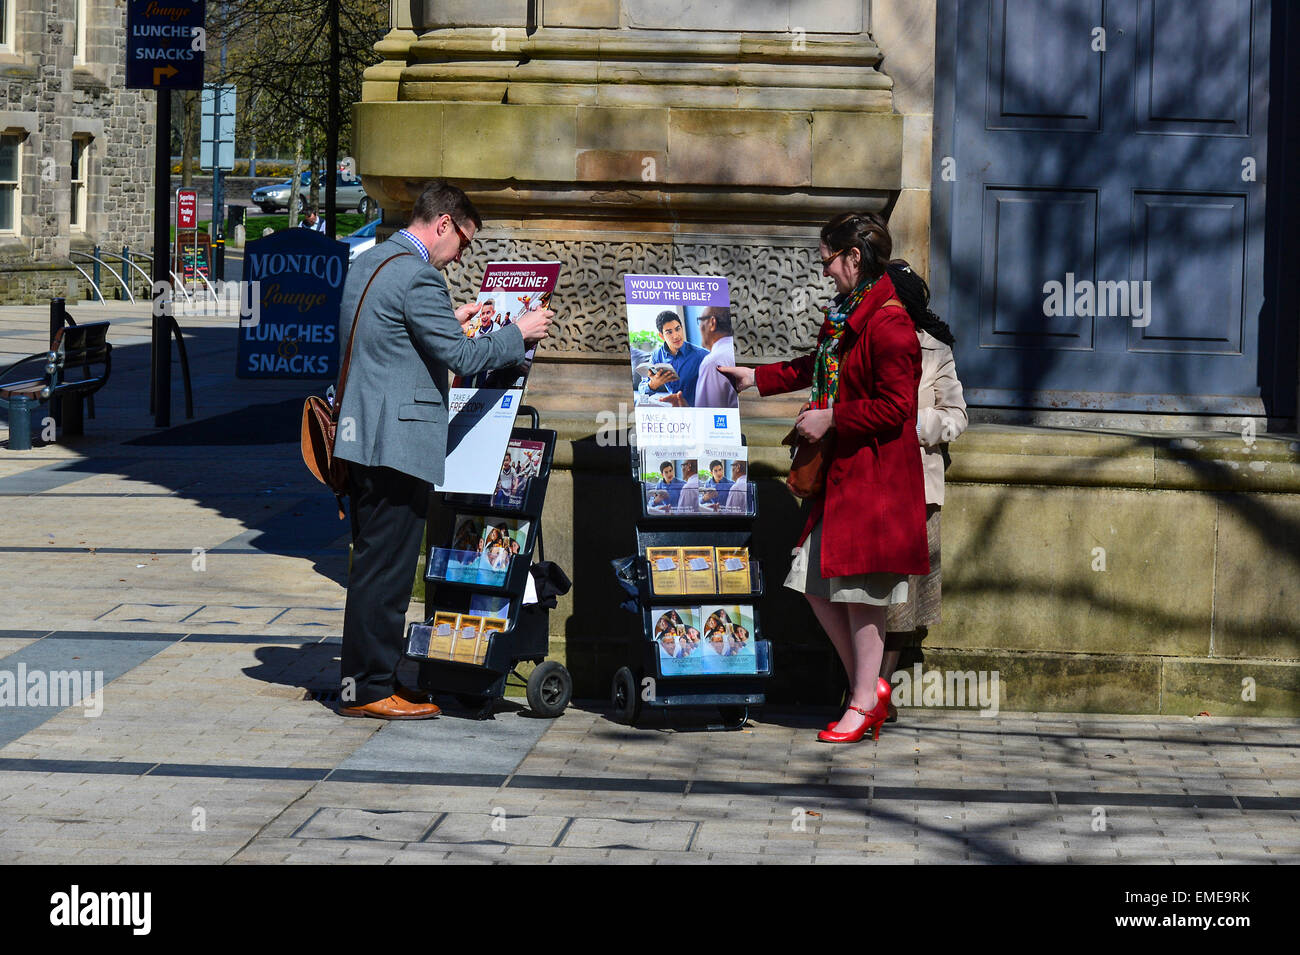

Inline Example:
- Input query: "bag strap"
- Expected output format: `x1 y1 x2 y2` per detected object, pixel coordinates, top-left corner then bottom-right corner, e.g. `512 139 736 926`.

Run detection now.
332 251 413 420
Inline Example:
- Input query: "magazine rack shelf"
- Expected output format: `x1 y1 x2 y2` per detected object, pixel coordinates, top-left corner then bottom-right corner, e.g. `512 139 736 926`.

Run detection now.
612 444 774 730
406 407 571 720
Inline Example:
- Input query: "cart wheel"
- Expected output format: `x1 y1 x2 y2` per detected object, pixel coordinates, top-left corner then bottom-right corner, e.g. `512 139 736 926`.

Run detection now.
611 666 641 726
718 705 749 729
526 661 571 718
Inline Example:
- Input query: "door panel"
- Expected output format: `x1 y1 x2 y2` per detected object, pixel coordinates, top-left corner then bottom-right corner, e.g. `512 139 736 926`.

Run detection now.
941 0 1272 413
988 0 1105 129
1131 192 1247 352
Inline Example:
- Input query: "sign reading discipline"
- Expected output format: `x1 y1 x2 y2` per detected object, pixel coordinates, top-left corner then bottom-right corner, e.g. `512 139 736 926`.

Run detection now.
125 0 207 90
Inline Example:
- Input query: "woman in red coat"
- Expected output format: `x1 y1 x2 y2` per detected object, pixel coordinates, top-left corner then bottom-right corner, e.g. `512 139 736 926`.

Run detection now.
721 212 929 743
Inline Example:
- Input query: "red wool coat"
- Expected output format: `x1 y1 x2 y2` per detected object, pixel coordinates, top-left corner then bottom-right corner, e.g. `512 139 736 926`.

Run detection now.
755 273 930 578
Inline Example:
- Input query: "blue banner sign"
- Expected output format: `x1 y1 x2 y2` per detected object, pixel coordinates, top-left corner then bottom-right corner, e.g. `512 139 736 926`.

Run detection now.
126 0 206 90
238 229 349 379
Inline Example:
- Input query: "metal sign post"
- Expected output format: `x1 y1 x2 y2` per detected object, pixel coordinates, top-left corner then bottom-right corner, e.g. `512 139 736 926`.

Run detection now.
201 84 236 281
126 0 205 428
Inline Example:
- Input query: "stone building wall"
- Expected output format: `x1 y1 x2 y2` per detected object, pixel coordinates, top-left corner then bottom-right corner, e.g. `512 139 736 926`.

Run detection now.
358 0 935 407
0 0 156 304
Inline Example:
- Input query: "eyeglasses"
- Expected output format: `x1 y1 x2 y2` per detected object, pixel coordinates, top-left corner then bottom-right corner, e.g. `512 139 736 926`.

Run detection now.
448 216 472 254
817 249 845 272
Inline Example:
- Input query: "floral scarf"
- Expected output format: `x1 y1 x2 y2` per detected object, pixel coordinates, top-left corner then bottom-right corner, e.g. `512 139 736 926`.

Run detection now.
809 274 877 410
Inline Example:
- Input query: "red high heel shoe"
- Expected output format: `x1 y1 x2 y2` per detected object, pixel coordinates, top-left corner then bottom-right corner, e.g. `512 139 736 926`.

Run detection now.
820 678 892 742
826 678 893 731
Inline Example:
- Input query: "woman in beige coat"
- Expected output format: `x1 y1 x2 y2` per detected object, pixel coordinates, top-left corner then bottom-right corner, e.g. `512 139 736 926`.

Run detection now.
880 260 967 717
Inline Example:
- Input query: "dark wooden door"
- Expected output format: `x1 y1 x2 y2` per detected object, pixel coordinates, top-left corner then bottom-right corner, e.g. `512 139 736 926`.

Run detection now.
934 0 1276 415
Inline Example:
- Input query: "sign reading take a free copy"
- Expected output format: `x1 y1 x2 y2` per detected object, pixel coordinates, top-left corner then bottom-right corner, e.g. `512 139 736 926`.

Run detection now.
125 0 207 90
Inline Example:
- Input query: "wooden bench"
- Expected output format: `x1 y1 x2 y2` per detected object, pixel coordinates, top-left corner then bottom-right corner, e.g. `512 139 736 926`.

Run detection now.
0 321 112 448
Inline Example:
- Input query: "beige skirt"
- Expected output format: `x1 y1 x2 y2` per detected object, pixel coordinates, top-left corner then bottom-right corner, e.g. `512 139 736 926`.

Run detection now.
885 504 943 633
784 519 909 605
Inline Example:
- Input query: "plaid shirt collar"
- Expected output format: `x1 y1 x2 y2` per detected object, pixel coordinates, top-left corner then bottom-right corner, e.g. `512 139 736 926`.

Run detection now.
396 229 429 263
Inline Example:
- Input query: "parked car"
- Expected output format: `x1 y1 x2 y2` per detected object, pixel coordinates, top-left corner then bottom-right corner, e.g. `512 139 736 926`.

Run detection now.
251 171 377 218
342 218 379 262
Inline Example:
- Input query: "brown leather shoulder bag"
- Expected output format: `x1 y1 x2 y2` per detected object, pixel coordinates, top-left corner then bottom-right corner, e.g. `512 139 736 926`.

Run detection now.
301 251 411 517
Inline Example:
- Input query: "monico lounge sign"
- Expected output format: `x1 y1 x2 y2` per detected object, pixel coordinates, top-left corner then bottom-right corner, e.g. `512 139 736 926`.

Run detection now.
238 230 349 379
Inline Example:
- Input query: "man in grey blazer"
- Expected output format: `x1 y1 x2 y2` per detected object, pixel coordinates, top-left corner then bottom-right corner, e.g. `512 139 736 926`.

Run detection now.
334 180 552 719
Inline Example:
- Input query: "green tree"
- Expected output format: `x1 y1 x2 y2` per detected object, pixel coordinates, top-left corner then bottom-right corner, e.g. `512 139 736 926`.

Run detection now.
208 0 386 225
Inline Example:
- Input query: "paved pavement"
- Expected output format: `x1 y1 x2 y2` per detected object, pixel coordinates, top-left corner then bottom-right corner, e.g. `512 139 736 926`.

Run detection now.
0 303 1297 864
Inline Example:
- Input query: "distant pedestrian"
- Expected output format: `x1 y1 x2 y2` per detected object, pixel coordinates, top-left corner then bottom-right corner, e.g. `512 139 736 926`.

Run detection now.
300 204 326 233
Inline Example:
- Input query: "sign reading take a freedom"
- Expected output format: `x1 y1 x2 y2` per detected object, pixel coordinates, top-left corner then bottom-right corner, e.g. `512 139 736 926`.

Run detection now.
125 0 207 90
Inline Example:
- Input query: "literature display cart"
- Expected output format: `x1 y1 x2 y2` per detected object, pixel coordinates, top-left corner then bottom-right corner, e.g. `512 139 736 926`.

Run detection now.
611 446 774 730
405 407 571 719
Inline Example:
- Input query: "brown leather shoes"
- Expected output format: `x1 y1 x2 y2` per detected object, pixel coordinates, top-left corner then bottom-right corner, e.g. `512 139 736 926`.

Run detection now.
339 694 441 720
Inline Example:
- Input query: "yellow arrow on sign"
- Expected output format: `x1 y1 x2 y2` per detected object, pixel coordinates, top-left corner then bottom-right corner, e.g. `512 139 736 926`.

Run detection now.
153 65 178 85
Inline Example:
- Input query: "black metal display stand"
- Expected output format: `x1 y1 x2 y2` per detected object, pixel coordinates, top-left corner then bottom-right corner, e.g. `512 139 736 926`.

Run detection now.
611 444 773 730
406 406 571 719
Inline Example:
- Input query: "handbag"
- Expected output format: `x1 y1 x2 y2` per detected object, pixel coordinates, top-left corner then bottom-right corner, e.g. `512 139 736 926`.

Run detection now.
782 297 903 499
783 421 831 499
300 251 411 518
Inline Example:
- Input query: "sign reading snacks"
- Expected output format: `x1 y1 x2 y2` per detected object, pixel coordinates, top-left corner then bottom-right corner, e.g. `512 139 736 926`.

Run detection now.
238 229 348 379
125 0 207 90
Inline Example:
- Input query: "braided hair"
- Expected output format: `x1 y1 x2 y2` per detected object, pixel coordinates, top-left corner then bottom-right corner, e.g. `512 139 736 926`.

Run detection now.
886 259 955 347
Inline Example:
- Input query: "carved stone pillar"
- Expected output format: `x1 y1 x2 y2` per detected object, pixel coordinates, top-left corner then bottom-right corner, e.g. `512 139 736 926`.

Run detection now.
355 1 914 395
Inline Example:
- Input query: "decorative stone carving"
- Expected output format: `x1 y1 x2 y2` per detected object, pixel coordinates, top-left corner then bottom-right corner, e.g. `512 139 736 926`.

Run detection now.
445 236 832 359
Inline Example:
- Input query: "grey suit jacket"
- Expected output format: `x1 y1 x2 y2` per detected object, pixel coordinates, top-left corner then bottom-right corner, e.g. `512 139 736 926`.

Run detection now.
334 233 526 486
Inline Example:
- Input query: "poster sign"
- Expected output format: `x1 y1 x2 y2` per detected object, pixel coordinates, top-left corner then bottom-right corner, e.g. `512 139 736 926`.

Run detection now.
436 388 525 495
175 233 211 285
176 188 198 230
125 0 206 90
238 229 348 379
623 274 739 451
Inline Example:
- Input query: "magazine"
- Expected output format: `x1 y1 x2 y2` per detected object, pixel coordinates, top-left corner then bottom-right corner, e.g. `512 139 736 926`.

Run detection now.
463 517 527 576
698 446 749 514
657 604 757 677
491 438 545 508
455 261 562 390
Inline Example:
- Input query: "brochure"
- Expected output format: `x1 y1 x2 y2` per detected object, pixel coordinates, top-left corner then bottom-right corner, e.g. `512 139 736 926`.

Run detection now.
470 594 512 618
682 546 716 594
479 517 529 571
646 546 684 594
655 604 758 677
651 608 699 663
715 547 751 593
699 446 749 514
456 261 562 391
492 438 545 508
